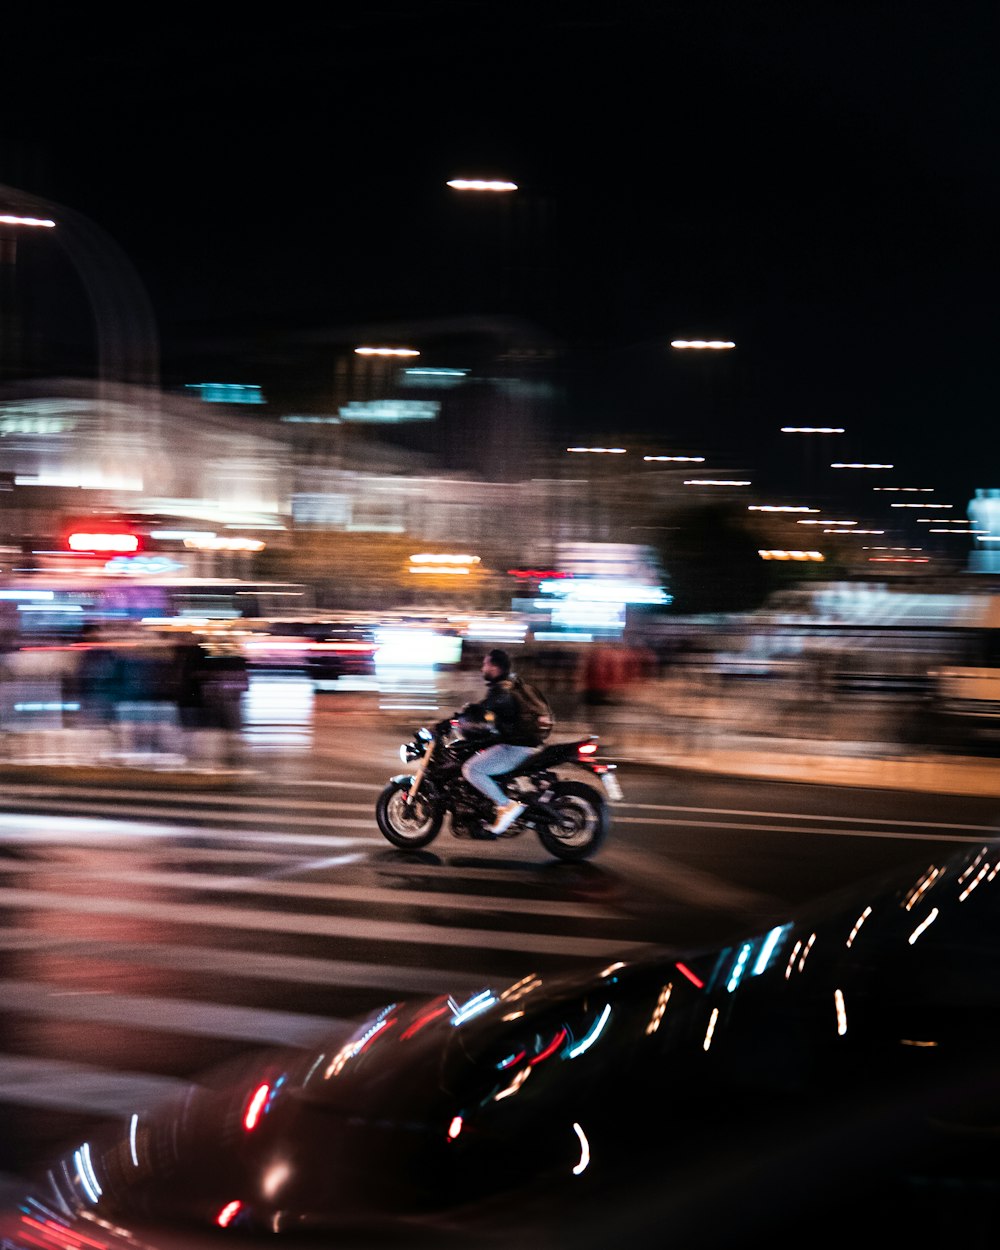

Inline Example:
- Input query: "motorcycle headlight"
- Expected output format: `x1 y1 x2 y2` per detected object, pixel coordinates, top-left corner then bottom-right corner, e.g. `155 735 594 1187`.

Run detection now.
401 742 423 763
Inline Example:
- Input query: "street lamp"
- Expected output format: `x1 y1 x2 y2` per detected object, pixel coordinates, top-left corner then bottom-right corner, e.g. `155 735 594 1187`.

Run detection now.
446 179 518 192
0 214 55 229
566 446 627 454
780 426 844 434
0 212 56 380
445 174 524 315
669 338 736 435
670 339 735 350
1 182 159 389
779 426 845 493
354 347 420 357
683 478 751 486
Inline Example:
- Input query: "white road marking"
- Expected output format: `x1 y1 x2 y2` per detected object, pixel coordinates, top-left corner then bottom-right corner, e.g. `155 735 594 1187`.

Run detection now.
0 886 651 957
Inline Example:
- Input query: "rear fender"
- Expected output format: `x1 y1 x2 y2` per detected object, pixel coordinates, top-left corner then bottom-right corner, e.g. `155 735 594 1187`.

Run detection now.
517 739 599 772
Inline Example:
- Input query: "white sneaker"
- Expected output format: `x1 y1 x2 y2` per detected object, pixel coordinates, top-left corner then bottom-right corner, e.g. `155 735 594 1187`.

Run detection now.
486 800 526 834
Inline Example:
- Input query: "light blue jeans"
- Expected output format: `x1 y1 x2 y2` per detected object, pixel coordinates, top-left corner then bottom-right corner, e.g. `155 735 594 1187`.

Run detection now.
462 742 538 806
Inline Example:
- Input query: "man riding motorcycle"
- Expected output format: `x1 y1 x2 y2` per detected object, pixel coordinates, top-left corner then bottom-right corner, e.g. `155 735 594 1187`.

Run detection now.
452 648 546 835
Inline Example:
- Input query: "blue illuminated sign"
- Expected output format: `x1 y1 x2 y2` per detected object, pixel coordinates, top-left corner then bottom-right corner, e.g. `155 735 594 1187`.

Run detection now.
186 384 265 405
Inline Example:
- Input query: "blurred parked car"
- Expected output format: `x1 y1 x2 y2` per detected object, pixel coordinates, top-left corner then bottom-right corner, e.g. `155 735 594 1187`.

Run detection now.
931 617 1000 752
2 839 999 1248
240 619 378 684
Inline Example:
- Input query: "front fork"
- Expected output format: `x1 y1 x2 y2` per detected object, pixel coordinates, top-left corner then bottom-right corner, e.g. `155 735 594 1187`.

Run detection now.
405 737 436 811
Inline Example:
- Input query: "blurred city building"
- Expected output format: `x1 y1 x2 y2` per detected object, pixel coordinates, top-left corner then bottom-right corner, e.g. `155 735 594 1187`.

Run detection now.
0 370 995 616
0 366 998 765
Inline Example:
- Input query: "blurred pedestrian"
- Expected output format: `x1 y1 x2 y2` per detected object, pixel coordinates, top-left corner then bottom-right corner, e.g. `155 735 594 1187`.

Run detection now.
74 622 120 734
200 641 249 768
113 627 183 764
0 600 20 741
169 630 213 760
580 643 625 737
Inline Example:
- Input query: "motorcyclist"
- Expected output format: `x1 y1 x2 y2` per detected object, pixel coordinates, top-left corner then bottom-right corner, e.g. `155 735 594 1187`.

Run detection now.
450 648 543 835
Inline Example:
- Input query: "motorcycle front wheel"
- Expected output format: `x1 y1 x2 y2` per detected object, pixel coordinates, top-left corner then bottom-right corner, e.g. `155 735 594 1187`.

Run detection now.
536 780 610 862
375 780 444 849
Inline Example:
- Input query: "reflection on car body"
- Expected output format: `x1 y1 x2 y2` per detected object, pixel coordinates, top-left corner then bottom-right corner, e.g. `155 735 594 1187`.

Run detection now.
3 840 1000 1248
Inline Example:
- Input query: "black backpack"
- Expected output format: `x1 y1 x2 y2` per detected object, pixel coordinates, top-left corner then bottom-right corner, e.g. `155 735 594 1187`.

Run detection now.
509 675 555 743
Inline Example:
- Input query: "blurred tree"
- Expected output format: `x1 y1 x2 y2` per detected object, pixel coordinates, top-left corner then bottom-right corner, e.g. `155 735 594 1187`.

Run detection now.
651 500 784 615
254 528 511 612
255 530 415 609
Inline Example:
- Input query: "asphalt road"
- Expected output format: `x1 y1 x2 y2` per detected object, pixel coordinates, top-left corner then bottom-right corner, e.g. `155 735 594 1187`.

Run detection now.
0 704 995 1185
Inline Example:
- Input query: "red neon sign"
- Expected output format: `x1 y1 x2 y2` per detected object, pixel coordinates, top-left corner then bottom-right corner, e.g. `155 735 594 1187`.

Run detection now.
67 531 140 554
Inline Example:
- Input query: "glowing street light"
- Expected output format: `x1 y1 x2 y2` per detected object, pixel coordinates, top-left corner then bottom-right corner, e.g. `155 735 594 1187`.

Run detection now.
748 505 819 513
831 462 893 470
354 346 420 358
684 478 751 486
643 454 705 463
758 550 825 561
2 184 158 387
567 446 627 454
0 214 55 229
0 210 56 380
670 339 735 350
780 426 844 434
447 179 518 192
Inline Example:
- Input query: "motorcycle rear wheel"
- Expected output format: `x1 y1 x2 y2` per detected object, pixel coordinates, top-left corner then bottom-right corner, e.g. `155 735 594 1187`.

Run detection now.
536 780 610 862
376 780 444 849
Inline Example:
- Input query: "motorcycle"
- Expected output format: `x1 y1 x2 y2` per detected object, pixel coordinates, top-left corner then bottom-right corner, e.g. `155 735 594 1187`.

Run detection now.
375 720 623 861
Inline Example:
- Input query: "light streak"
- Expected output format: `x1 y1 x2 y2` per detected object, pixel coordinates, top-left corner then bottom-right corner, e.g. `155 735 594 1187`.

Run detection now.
726 943 753 992
834 988 847 1036
845 906 872 948
567 1005 611 1057
675 961 704 988
74 1144 102 1203
646 983 673 1034
908 907 939 944
449 989 497 1026
703 1006 720 1051
530 1028 568 1065
572 1122 591 1175
216 1200 242 1228
243 1083 270 1131
752 926 789 974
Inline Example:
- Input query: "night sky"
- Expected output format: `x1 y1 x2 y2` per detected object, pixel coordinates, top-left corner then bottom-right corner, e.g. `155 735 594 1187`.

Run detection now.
1 2 997 507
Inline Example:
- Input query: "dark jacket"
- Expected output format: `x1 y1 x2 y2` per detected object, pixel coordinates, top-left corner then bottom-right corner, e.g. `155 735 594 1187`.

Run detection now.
462 673 540 747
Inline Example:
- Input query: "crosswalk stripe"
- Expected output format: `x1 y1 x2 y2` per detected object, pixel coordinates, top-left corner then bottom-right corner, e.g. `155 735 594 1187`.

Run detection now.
0 812 381 845
0 796 374 827
0 835 602 895
0 929 490 997
0 979 346 1048
0 860 629 919
0 784 379 810
0 886 651 957
0 1055 192 1116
